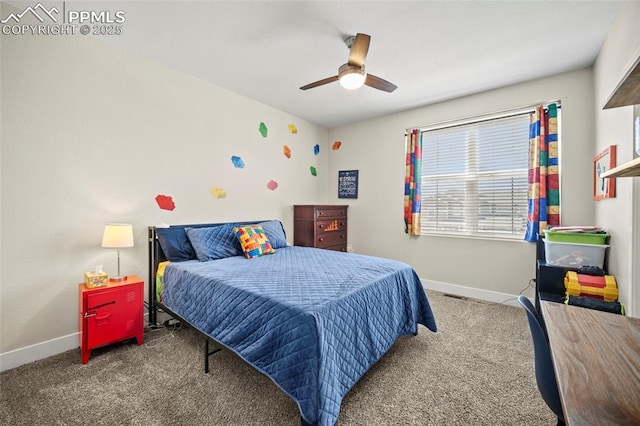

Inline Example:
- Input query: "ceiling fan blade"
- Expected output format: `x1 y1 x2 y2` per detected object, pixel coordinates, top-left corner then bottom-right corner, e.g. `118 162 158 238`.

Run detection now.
299 75 339 90
348 33 370 67
365 73 397 93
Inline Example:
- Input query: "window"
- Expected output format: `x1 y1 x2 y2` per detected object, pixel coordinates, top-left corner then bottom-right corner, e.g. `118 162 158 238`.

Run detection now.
420 107 549 239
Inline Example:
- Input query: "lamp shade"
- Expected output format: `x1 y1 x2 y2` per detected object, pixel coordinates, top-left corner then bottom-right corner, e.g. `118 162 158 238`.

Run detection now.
101 223 134 248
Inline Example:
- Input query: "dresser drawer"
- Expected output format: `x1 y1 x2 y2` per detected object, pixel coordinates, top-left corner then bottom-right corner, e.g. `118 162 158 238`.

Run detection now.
317 231 347 247
316 207 347 219
317 219 346 234
321 243 347 252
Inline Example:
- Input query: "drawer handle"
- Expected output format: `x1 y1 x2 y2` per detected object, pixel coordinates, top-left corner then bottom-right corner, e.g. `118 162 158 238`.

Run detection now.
85 311 112 320
319 238 324 242
95 313 111 321
319 224 324 228
340 235 345 239
88 300 116 310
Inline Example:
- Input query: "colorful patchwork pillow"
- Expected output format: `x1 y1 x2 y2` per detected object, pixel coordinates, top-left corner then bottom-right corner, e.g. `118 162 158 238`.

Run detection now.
234 225 275 259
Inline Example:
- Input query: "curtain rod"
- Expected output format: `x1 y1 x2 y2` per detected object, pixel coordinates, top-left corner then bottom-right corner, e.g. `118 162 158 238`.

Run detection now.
404 100 561 134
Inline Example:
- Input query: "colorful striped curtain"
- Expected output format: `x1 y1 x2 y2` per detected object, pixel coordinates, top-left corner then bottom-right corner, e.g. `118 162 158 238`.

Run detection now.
404 129 422 236
525 103 560 242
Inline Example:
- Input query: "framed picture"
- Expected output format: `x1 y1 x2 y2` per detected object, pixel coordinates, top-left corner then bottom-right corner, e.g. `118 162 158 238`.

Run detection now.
338 170 358 199
593 145 616 200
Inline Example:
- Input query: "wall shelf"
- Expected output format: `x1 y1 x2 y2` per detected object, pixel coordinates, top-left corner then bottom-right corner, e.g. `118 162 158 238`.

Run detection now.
600 157 640 178
604 55 640 109
601 52 640 178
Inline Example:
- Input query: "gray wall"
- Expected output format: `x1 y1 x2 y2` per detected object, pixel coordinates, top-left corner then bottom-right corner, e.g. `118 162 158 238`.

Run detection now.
594 0 640 316
328 69 596 297
1 21 328 354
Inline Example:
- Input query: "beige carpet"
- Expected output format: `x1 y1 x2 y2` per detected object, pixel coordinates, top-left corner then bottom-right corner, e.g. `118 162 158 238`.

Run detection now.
0 290 556 425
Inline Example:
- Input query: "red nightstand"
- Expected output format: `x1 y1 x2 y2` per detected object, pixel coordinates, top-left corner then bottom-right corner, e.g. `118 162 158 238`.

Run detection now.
78 274 144 364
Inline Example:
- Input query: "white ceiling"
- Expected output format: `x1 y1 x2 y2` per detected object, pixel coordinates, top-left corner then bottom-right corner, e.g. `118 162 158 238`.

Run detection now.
88 0 624 128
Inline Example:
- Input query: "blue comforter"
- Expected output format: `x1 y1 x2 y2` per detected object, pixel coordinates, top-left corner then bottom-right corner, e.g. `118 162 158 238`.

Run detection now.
162 246 436 425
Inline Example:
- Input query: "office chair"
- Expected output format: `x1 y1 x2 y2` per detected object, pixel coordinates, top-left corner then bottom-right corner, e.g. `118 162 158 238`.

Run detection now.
518 295 565 425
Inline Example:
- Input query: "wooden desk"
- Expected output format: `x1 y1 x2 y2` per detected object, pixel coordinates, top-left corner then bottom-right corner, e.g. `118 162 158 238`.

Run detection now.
540 301 640 425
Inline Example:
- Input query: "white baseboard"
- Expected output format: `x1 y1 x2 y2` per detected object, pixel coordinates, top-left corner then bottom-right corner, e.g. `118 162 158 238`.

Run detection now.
0 312 155 372
0 332 79 372
422 279 524 307
1 285 520 372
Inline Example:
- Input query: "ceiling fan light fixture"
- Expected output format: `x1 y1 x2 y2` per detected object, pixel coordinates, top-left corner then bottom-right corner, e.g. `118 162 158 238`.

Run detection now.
338 64 366 90
300 34 396 93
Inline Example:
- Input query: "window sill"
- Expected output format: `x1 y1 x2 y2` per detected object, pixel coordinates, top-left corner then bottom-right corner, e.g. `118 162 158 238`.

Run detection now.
422 232 530 243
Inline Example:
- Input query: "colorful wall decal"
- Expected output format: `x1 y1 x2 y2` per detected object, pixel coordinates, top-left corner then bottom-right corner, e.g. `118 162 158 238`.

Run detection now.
288 124 298 134
267 180 278 191
259 122 268 138
231 155 245 168
283 145 291 158
210 186 227 199
313 144 320 155
155 194 175 211
332 141 342 150
310 166 317 176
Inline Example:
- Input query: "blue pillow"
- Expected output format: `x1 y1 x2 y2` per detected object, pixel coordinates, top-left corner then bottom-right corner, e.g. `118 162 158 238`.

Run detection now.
156 227 196 262
258 220 287 249
185 224 242 261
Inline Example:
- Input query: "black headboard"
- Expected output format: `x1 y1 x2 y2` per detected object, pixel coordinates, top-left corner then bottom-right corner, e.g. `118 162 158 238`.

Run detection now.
147 220 269 325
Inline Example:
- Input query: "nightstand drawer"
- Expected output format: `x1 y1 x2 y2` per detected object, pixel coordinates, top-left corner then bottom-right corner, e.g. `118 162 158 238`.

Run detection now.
79 275 144 364
86 287 141 348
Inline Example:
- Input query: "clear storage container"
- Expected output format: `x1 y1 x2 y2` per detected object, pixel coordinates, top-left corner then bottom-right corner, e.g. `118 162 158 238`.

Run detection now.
543 239 608 268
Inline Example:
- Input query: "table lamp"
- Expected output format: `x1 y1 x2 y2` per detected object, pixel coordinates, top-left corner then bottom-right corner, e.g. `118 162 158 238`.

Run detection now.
101 223 134 281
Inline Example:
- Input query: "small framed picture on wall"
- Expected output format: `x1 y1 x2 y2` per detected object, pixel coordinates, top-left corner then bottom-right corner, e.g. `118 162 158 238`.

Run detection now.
338 170 359 199
593 145 616 201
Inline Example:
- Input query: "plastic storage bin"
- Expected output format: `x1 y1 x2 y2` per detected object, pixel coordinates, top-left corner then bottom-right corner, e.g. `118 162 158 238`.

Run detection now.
543 239 608 268
544 230 609 245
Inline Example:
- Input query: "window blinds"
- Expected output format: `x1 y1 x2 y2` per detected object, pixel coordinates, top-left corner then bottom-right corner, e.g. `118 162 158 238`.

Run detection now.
420 112 531 238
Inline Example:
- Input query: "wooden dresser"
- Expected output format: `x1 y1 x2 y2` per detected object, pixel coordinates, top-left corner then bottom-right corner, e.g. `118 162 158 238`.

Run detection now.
294 205 348 252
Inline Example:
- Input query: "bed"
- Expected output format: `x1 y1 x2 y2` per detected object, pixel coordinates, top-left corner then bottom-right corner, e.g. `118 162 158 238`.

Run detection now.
148 220 437 426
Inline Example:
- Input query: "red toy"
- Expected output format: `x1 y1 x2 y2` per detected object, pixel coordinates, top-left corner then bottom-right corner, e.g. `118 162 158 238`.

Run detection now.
564 271 618 302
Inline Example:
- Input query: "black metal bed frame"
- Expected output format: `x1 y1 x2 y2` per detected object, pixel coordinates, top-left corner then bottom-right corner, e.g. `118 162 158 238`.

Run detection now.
147 223 322 425
148 221 308 375
147 221 262 327
148 225 223 372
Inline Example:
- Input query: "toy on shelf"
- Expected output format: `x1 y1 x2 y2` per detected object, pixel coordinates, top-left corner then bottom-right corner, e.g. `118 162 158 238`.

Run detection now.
564 271 618 302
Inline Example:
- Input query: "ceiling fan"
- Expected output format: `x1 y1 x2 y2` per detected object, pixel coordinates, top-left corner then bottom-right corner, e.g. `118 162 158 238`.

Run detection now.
300 33 397 93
